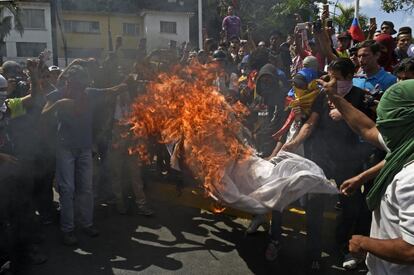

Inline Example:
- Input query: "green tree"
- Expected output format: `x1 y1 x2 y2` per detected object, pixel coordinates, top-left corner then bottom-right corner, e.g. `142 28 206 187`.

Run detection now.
381 0 414 12
333 3 368 33
0 0 23 63
205 0 323 42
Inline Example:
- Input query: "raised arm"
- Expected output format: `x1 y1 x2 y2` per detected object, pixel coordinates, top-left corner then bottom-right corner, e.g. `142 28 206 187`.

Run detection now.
314 27 337 62
281 111 320 152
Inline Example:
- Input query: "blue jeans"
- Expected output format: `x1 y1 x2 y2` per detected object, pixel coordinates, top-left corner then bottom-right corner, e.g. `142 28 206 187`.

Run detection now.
56 147 94 232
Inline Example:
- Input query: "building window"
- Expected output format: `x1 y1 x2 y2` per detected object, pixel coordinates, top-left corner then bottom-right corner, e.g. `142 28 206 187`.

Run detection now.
16 42 47 57
63 20 100 34
66 48 103 58
123 23 139 36
21 9 45 29
160 21 177 34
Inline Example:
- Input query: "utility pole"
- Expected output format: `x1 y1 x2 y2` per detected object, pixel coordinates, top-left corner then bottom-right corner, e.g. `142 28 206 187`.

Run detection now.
50 0 58 65
107 0 113 52
198 0 202 50
55 0 67 66
354 0 360 18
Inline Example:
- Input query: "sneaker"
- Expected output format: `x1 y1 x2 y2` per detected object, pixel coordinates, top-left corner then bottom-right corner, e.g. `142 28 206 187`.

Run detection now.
246 214 269 234
62 231 78 246
342 253 363 270
82 226 99 238
136 203 154 216
265 240 281 261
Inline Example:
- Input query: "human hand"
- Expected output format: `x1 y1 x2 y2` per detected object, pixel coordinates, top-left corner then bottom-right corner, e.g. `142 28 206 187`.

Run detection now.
292 106 303 120
340 175 363 196
0 153 18 166
349 235 367 258
26 58 39 73
329 108 342 121
281 141 298 152
369 23 377 35
317 77 338 97
321 10 329 20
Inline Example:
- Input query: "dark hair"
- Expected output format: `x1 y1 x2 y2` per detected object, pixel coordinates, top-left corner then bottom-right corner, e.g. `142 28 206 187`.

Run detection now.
397 32 411 40
248 47 269 71
328 58 356 78
357 40 381 55
269 30 282 38
394 57 414 74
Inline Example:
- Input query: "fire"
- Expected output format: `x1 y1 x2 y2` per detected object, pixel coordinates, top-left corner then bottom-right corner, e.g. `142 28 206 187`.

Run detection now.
126 63 253 196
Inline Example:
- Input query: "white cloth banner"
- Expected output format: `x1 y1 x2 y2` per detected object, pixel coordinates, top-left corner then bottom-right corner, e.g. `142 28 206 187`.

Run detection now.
210 151 338 214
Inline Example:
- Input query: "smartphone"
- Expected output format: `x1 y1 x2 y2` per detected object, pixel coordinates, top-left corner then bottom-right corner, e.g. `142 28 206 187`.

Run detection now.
323 4 329 15
370 17 376 26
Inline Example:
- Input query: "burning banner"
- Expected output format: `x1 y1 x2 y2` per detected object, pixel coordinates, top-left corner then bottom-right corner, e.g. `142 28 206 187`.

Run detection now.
126 63 338 214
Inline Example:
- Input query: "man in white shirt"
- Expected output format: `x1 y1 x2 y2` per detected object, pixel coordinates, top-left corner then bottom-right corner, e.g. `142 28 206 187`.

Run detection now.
318 78 414 274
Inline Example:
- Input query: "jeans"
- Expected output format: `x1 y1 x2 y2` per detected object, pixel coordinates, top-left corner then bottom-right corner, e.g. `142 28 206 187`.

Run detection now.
56 147 94 233
270 194 325 261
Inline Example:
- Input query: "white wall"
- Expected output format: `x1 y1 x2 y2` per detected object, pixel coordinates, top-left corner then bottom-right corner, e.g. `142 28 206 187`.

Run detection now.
3 1 53 63
143 11 191 52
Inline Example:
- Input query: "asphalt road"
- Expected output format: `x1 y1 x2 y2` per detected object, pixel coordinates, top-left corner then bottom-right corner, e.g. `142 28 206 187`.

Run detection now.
23 177 368 275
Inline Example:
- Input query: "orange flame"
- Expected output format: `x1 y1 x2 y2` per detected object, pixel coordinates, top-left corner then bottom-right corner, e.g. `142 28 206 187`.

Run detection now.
126 63 253 196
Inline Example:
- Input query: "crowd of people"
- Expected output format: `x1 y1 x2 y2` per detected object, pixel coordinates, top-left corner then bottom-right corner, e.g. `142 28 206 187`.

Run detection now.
1 3 414 274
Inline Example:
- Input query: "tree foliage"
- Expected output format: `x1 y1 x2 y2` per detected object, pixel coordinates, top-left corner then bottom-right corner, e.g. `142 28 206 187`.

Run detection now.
333 3 368 33
381 0 414 12
0 1 23 42
0 1 23 62
204 0 325 42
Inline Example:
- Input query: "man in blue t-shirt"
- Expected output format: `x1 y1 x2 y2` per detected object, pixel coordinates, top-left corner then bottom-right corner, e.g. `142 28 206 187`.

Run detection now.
353 40 397 96
43 65 129 245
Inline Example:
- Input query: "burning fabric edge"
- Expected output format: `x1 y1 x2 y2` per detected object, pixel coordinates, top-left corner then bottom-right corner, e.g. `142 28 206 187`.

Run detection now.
126 63 338 214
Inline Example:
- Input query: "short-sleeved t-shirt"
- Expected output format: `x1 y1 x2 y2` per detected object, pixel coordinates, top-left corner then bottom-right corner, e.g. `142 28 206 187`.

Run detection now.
46 88 104 149
353 68 397 94
367 161 414 275
222 15 241 39
305 86 369 177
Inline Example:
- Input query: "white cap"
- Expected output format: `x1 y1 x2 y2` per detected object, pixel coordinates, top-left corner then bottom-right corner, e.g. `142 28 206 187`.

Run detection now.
0 74 8 89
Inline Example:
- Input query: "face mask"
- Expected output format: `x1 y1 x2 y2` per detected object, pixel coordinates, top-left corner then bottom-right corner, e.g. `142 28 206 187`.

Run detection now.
336 80 353 97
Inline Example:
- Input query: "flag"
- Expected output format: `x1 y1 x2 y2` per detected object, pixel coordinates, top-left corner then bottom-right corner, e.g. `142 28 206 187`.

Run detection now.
348 18 365 42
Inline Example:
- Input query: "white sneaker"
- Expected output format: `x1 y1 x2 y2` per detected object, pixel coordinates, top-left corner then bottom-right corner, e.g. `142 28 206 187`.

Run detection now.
342 253 363 270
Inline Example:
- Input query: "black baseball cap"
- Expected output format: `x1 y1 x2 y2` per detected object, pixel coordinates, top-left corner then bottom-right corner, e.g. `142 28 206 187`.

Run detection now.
381 21 397 35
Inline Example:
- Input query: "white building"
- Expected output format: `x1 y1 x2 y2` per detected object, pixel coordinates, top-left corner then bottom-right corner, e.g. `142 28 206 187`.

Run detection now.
141 10 193 52
3 1 53 63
